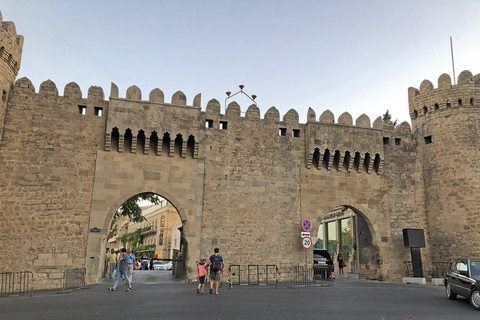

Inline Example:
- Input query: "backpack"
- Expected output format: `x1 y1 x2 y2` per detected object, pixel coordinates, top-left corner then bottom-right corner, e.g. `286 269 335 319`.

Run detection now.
211 255 221 272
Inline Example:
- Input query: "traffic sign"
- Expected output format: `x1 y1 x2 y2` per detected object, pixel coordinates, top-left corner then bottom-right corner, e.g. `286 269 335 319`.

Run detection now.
302 218 312 232
301 232 310 238
302 236 312 249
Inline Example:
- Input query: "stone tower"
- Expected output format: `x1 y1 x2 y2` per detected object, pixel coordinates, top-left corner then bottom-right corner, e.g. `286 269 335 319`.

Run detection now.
0 11 23 142
408 70 480 261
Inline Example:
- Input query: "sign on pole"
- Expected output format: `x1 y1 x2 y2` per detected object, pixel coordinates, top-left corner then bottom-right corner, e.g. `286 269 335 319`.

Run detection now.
302 236 312 249
301 232 310 238
302 218 312 232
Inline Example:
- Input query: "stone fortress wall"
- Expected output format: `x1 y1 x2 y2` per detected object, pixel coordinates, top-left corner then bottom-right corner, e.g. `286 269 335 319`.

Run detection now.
408 71 480 261
0 12 23 142
0 12 478 289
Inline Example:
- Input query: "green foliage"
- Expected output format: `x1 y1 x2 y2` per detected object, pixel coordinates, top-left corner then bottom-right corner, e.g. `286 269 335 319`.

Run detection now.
120 193 161 223
382 110 392 122
120 226 151 248
134 244 156 252
383 110 398 126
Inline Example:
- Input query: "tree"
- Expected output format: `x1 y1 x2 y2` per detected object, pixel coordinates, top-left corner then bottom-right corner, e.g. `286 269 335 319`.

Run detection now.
382 110 392 122
383 110 398 126
119 192 161 223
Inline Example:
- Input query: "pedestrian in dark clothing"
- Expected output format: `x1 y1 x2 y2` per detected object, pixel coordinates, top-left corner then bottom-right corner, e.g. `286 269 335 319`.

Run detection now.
108 248 132 292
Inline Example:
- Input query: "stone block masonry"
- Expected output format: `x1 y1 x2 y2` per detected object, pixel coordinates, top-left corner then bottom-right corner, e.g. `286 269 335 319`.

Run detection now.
1 11 479 289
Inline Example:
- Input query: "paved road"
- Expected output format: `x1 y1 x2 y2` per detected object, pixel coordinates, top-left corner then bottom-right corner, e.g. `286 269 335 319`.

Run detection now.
1 271 479 320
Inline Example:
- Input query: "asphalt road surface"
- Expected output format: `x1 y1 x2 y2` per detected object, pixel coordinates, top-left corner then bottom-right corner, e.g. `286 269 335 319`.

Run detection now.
1 271 479 320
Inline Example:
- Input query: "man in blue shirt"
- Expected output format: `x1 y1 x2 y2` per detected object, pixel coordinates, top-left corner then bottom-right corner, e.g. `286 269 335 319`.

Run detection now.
127 247 136 283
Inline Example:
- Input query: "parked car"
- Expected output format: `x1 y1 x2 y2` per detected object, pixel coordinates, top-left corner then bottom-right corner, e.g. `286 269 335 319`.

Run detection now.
313 248 331 265
444 258 480 310
153 261 165 270
164 261 173 270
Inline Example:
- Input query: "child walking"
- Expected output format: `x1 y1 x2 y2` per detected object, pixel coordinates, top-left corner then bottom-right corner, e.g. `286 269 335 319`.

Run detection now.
197 259 206 294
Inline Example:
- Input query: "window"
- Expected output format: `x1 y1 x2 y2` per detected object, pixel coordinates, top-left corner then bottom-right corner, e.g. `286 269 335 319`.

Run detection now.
353 152 361 171
470 98 474 106
186 135 195 158
434 103 439 111
395 138 401 146
373 154 381 174
343 151 351 171
323 149 331 170
162 133 171 156
312 148 320 169
446 100 451 108
363 153 371 172
456 262 467 272
279 128 287 136
458 99 462 107
2 90 6 102
205 119 213 128
149 131 159 155
340 218 352 254
220 121 228 130
383 137 390 145
424 136 432 144
94 107 103 116
423 106 428 114
78 105 86 115
316 224 324 248
326 221 337 253
292 129 300 138
413 110 418 119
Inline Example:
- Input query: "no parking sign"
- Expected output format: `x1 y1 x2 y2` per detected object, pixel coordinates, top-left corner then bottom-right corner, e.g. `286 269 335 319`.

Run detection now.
302 218 312 232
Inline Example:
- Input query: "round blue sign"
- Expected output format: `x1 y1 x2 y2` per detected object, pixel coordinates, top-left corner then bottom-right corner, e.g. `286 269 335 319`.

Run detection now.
302 218 312 232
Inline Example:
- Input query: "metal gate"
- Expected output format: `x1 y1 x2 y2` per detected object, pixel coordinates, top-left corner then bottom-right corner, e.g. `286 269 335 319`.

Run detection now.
63 268 86 293
291 265 333 288
0 271 34 297
228 264 278 288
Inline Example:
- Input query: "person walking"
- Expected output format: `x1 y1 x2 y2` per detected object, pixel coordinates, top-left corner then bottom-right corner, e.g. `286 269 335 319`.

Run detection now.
197 259 207 294
104 247 110 277
107 248 116 278
127 248 135 283
206 248 224 295
108 248 132 292
337 253 345 277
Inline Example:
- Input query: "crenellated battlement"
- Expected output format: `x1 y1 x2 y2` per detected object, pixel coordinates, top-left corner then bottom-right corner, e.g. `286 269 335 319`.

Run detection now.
408 70 480 125
11 78 413 175
0 11 24 78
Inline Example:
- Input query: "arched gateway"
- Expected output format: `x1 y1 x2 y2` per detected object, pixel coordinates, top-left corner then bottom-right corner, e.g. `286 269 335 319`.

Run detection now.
311 205 381 280
84 150 204 284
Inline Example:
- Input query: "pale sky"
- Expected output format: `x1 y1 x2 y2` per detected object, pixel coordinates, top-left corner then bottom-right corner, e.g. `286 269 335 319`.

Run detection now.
3 1 480 124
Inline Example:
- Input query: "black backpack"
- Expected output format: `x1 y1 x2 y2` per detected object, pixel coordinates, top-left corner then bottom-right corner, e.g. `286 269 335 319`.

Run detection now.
211 255 221 272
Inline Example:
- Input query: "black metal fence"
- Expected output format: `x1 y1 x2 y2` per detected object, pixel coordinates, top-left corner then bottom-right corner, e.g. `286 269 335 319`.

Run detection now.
431 262 451 278
290 265 333 288
403 261 452 278
63 268 86 293
228 264 278 288
0 271 34 297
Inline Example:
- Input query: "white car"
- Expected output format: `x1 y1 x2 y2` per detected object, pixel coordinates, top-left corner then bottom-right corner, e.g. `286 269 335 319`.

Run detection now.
164 262 173 270
153 261 165 270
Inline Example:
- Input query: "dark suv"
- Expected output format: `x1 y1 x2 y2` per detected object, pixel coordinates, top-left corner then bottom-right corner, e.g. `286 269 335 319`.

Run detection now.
313 249 331 265
444 258 480 310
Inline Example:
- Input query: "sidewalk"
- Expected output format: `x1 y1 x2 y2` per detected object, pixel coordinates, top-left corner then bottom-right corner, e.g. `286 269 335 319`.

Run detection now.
1 271 478 320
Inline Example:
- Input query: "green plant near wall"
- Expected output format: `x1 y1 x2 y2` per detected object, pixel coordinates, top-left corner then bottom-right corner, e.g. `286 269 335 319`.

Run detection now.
120 226 151 248
134 244 156 252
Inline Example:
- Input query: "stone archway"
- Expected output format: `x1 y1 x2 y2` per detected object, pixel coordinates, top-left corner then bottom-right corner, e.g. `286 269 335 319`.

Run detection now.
84 188 191 284
83 152 205 285
311 204 382 280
